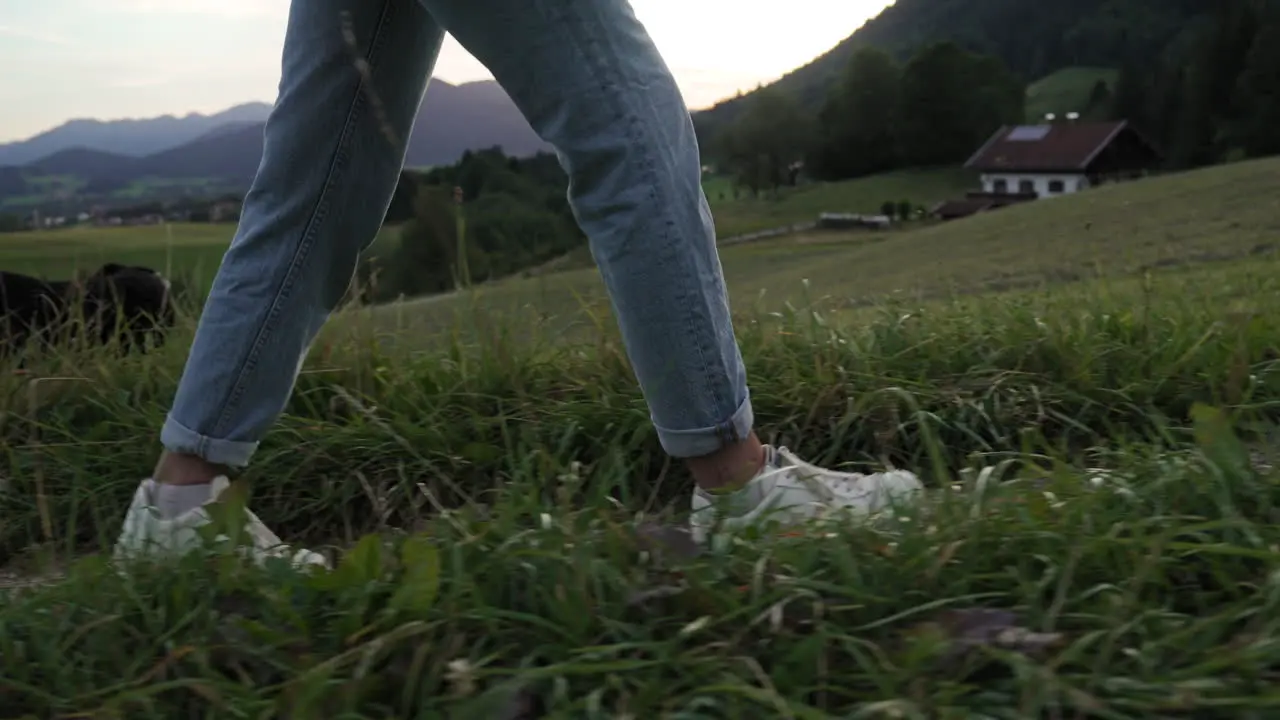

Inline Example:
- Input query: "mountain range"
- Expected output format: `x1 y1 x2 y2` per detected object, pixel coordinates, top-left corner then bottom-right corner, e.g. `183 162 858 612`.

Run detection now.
2 0 1215 213
0 79 551 211
0 103 273 167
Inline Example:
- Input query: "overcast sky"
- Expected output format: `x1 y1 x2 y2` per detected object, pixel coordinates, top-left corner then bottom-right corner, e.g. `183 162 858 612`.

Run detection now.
0 0 894 142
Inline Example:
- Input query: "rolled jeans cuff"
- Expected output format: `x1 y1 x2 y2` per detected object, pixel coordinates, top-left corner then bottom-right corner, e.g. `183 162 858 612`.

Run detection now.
160 414 260 468
653 395 754 459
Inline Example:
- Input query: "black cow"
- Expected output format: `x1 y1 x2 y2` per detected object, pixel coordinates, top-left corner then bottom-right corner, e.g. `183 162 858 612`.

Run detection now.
0 263 176 358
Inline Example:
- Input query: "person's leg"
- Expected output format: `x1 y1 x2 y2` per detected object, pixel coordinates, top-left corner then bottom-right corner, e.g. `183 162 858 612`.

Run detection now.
114 0 446 565
421 0 924 544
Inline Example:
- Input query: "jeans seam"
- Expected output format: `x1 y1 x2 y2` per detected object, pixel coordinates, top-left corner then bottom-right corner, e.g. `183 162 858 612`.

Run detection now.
549 0 726 440
208 1 396 438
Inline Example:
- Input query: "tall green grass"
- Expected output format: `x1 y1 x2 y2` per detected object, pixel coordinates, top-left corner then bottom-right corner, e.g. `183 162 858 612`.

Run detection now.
3 256 1280 716
6 258 1280 554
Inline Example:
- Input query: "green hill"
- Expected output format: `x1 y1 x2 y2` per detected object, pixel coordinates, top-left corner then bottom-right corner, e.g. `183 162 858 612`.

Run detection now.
1024 67 1118 122
467 167 976 280
693 0 1205 140
341 155 1280 347
707 167 974 238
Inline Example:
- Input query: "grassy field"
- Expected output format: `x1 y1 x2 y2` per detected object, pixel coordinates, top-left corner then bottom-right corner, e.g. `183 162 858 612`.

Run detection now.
707 167 974 238
0 222 403 295
0 222 237 282
701 173 738 203
5 156 1280 716
343 155 1280 348
1025 66 1118 122
527 167 976 278
1 166 969 294
0 174 87 209
112 176 224 200
1 175 232 210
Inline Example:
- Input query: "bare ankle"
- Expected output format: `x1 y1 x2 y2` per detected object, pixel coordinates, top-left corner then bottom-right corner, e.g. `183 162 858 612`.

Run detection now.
152 451 228 486
686 432 766 492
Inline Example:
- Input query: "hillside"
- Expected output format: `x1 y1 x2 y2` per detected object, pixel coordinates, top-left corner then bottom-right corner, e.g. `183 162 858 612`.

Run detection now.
351 155 1280 346
693 0 1207 139
404 81 550 171
1 80 550 211
1024 67 1118 122
128 123 269 184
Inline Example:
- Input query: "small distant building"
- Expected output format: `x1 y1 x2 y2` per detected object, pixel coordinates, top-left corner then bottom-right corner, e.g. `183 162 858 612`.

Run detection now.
930 117 1162 222
930 191 1038 221
209 198 242 223
816 212 892 230
30 214 68 229
964 118 1162 199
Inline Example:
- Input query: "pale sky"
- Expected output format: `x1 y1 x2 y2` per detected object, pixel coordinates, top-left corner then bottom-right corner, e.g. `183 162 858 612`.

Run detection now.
0 0 893 143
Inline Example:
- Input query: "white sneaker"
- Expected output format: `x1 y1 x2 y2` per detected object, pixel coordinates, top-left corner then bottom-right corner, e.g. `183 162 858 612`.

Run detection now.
689 446 924 546
112 476 330 570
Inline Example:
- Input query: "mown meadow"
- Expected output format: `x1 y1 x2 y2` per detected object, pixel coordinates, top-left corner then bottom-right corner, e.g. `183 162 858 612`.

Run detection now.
2 157 1280 717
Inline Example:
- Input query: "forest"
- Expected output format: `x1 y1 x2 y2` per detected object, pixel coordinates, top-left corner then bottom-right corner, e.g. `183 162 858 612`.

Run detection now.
708 0 1280 190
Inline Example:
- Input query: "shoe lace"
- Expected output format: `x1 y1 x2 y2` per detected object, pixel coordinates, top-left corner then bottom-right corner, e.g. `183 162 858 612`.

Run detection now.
773 446 876 501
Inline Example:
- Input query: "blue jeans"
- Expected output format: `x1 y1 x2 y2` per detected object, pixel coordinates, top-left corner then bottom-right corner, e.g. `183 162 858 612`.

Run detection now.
161 0 753 465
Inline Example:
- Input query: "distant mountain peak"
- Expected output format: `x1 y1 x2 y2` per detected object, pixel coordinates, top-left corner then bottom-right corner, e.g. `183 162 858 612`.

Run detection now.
0 80 550 210
0 102 277 166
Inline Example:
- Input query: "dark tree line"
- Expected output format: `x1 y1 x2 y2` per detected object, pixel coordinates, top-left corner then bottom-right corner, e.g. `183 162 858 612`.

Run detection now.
1114 0 1280 169
714 87 814 196
817 42 1023 179
694 0 1207 139
715 42 1024 187
713 0 1280 189
356 147 585 301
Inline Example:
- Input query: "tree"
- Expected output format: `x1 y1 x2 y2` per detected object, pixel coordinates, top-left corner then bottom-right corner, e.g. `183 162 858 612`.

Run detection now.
964 54 1027 145
1111 58 1150 127
381 185 461 298
383 170 423 224
896 43 1024 167
356 145 588 302
720 87 812 197
1169 0 1260 167
0 213 24 233
1085 78 1112 117
1232 16 1280 157
807 48 903 180
466 192 575 276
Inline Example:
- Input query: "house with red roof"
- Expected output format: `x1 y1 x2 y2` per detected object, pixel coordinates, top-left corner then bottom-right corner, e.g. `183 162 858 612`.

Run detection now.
931 117 1162 221
965 118 1162 198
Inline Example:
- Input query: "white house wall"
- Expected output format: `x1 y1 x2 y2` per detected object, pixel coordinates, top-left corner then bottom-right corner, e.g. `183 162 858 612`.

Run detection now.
980 173 1090 198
